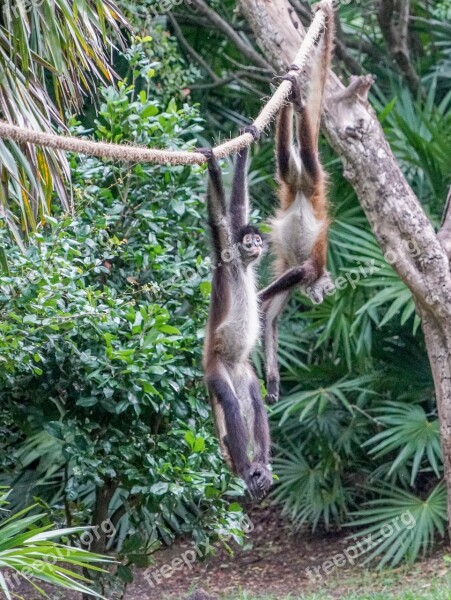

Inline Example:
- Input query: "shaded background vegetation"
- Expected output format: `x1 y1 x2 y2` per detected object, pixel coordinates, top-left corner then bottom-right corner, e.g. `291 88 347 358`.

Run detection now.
0 0 451 596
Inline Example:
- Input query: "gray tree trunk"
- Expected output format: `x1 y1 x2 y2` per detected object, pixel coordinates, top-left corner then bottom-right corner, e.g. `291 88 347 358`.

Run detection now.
240 0 451 530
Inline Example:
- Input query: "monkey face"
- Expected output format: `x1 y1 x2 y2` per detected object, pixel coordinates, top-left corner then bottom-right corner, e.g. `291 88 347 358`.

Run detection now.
238 226 264 265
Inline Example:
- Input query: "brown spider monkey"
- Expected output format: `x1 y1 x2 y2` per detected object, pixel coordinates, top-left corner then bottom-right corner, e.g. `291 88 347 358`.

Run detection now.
259 1 335 404
199 130 272 500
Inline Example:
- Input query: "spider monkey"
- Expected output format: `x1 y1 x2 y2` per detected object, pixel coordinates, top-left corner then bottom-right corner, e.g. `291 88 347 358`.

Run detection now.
259 1 335 404
199 132 272 500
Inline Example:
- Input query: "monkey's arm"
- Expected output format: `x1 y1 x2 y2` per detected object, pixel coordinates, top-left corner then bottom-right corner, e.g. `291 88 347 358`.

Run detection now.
230 146 250 234
229 126 260 235
200 150 230 260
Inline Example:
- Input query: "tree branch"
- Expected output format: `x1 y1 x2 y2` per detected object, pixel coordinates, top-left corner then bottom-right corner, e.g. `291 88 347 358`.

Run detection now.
189 70 265 90
223 54 271 75
168 12 218 82
377 0 420 93
288 0 310 22
189 0 273 72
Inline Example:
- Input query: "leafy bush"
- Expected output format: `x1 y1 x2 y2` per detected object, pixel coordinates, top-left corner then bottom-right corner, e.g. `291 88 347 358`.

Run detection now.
0 40 249 590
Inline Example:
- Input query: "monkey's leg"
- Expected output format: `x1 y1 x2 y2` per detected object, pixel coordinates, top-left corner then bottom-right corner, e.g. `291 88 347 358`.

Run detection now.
259 262 319 303
276 102 300 188
261 291 289 404
247 371 273 499
206 367 259 496
292 81 322 185
260 261 334 306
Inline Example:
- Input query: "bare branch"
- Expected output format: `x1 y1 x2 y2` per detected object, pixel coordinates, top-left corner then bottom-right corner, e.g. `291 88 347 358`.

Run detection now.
189 71 264 90
223 54 271 74
167 12 218 82
377 0 420 93
189 0 273 72
288 0 310 22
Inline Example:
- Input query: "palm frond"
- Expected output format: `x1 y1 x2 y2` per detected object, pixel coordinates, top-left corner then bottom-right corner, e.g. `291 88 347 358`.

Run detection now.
0 0 129 237
0 489 114 598
347 482 447 567
364 401 441 485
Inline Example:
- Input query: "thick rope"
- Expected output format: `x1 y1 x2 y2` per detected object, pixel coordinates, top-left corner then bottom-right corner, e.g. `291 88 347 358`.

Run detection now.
0 5 327 165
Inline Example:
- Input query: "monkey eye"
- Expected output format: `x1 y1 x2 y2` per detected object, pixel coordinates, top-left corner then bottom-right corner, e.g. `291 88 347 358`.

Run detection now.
243 234 253 246
254 236 262 246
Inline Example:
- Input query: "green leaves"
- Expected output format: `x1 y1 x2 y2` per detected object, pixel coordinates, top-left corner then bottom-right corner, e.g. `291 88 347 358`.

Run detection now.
348 482 447 567
364 402 441 485
0 0 129 236
272 375 377 425
0 51 249 585
185 431 206 453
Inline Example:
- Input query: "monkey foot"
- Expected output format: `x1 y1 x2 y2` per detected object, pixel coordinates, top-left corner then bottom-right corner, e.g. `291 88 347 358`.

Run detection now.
241 124 261 141
265 379 280 404
197 147 214 161
246 462 273 501
281 73 305 109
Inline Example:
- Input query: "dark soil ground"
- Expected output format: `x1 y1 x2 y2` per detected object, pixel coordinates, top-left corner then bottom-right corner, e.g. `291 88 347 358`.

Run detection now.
126 503 451 599
9 503 451 599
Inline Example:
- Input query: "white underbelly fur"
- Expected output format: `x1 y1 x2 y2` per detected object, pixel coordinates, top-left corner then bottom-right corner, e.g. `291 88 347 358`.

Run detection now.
271 192 325 266
218 267 259 363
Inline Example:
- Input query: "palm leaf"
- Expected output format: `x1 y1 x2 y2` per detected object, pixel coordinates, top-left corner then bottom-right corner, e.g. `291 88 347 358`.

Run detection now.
347 482 447 567
0 489 114 598
0 0 129 238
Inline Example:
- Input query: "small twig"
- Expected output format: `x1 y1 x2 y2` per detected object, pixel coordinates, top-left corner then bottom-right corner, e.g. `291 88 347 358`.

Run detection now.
173 12 252 33
223 54 272 74
190 71 262 90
